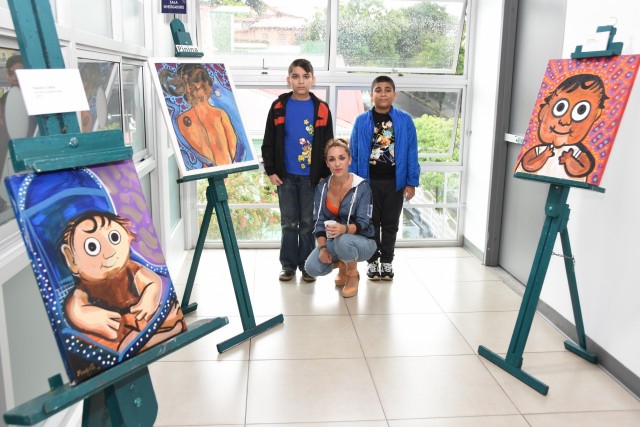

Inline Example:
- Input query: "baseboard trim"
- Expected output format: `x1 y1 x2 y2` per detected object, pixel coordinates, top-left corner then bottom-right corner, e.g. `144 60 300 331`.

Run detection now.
462 237 484 263
486 265 640 399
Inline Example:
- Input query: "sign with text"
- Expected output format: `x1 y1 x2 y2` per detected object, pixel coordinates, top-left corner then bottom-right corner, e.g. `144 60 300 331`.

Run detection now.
15 68 89 116
162 0 186 14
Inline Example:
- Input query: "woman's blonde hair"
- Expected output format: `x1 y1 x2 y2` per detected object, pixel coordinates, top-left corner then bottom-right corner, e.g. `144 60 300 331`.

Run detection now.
324 137 351 160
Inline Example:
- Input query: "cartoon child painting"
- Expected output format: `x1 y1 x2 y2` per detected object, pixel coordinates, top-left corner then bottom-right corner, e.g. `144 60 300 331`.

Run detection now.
4 160 187 382
514 55 640 186
516 74 606 182
60 210 185 353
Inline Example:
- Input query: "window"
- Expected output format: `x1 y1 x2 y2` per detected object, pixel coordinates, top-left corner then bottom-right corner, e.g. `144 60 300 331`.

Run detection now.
198 0 329 69
122 0 145 46
337 87 463 241
78 59 122 133
0 47 32 227
71 0 113 38
336 0 467 73
121 63 147 155
195 0 470 246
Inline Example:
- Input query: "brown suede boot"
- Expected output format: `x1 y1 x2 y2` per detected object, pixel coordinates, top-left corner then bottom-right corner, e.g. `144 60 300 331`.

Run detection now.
342 262 359 298
333 261 347 287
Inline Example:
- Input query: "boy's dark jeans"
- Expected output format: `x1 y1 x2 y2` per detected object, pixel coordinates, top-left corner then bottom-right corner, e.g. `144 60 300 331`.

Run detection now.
368 177 404 264
277 174 316 272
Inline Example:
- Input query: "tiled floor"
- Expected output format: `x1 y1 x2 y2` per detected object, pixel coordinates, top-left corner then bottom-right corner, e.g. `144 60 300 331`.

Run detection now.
149 248 640 426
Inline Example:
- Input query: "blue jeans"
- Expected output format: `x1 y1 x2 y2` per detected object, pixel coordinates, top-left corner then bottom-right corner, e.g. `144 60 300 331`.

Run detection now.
304 234 377 277
277 174 316 271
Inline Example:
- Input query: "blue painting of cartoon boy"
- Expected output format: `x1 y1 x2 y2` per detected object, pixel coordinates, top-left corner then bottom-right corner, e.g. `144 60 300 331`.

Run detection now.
60 210 185 353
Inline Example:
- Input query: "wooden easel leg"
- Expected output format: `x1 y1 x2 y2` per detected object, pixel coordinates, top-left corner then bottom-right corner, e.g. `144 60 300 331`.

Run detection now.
180 178 217 314
479 184 571 395
208 177 284 352
558 221 597 363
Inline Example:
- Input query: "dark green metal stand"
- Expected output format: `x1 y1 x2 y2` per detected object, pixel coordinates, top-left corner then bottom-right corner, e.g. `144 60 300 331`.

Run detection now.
4 318 229 426
478 174 599 395
3 1 231 426
180 171 284 352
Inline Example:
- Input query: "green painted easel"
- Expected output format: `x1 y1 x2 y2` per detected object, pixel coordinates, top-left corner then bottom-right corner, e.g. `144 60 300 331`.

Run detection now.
478 27 626 395
478 174 599 395
179 169 284 353
3 1 228 425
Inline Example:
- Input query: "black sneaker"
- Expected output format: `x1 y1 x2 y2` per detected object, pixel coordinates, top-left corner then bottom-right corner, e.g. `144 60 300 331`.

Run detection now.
367 261 380 280
279 269 295 281
301 269 316 283
380 262 394 281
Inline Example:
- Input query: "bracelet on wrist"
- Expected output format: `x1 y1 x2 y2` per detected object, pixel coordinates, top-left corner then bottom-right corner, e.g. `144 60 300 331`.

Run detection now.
318 245 326 250
344 224 349 234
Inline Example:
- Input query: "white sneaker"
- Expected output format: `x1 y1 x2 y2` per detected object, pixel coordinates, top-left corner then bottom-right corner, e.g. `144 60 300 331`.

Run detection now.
366 261 380 280
380 262 394 281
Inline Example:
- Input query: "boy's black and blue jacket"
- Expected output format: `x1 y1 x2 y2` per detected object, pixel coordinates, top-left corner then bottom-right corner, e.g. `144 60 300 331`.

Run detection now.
349 106 420 191
261 91 334 185
312 173 375 239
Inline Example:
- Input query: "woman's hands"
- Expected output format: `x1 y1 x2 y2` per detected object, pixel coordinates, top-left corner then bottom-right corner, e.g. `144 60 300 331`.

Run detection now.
325 221 348 238
318 246 332 264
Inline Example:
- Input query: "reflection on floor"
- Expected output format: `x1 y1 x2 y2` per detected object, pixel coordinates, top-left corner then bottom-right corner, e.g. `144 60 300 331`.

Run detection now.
149 248 640 427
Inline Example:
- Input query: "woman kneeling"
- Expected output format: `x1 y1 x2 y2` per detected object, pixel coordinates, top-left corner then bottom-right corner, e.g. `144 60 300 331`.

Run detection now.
304 138 376 298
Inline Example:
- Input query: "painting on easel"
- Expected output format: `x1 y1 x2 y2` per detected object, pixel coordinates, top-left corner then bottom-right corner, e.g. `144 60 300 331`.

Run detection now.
149 59 257 178
4 159 186 383
514 55 640 186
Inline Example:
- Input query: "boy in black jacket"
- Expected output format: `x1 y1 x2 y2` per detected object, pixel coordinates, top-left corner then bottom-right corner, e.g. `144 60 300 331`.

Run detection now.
261 58 334 282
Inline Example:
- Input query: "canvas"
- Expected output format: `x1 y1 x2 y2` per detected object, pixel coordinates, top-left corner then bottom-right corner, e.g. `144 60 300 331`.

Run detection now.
149 59 257 178
4 159 186 383
514 54 640 186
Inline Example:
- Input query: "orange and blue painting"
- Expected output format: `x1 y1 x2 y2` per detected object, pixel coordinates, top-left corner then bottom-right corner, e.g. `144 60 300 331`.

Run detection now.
514 55 639 186
4 159 186 383
150 60 257 178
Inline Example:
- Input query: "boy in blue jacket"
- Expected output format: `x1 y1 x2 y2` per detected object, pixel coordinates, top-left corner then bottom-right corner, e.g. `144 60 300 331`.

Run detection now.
349 76 420 281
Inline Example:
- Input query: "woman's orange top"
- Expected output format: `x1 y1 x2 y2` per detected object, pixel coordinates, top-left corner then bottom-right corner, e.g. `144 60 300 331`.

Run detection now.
326 198 339 216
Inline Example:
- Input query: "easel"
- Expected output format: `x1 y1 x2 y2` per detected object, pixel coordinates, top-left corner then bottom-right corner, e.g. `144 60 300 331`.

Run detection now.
178 169 284 353
478 175 600 395
3 1 229 425
478 27 625 394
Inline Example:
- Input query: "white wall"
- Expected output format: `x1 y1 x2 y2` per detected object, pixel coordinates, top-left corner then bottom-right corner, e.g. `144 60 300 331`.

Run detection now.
541 0 640 376
463 0 505 256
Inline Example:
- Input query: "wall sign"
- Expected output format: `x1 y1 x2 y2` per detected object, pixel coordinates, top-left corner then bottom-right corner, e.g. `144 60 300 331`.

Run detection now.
162 0 186 14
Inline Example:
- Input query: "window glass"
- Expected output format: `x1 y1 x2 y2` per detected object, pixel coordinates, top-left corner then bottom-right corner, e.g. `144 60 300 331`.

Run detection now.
337 0 466 73
337 88 462 163
402 171 461 240
0 48 31 225
78 60 122 133
122 63 146 153
198 171 280 241
402 206 458 239
199 0 329 69
122 0 145 46
71 0 112 38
